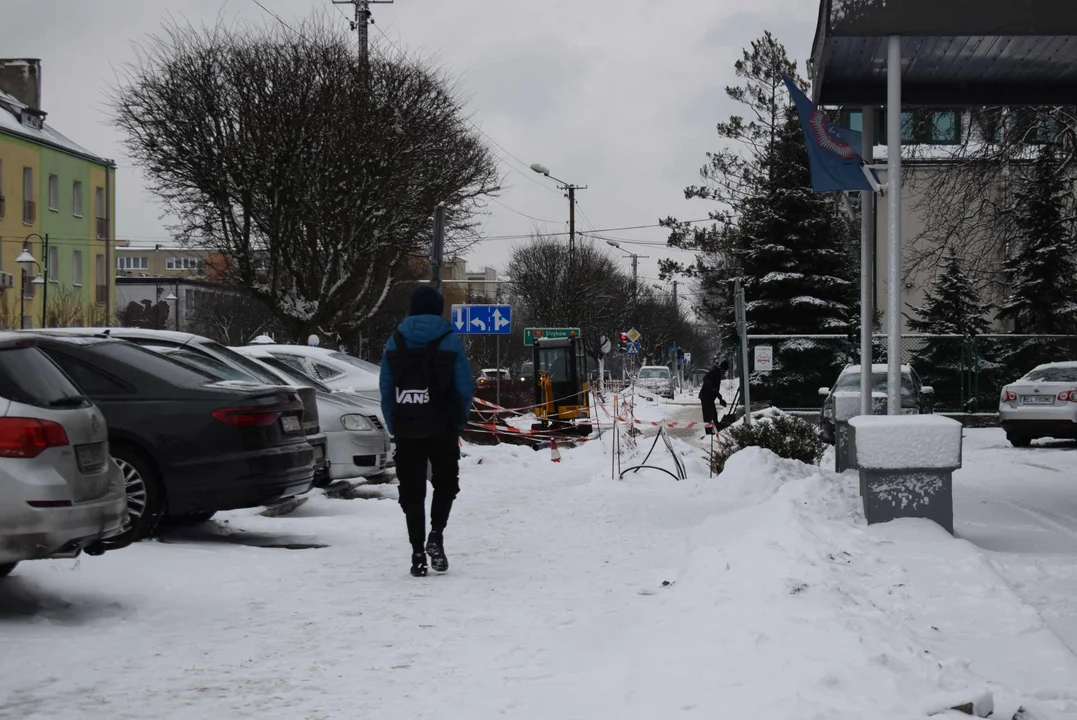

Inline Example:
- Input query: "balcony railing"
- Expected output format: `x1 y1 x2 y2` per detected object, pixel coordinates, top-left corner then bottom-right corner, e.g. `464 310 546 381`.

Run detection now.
96 217 108 240
23 200 35 225
95 284 109 305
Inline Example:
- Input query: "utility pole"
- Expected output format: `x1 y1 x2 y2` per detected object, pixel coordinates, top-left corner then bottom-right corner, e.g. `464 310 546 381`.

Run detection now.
333 0 394 64
672 280 678 312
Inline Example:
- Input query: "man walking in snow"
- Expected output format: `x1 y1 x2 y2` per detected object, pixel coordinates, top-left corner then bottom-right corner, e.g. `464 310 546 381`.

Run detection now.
699 360 729 436
380 286 474 577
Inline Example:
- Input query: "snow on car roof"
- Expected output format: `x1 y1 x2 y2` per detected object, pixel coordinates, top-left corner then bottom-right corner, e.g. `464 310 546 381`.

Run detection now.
1031 361 1077 370
841 363 912 374
31 327 202 343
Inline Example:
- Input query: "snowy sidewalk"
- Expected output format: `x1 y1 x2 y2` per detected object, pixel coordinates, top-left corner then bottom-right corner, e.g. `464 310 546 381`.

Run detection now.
1 435 1076 719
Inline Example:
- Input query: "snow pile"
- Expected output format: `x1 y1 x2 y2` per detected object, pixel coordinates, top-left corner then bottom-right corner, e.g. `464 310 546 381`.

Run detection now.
2 436 1076 719
850 415 963 469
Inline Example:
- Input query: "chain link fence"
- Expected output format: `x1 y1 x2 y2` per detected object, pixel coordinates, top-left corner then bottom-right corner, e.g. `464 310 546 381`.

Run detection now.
743 334 1077 413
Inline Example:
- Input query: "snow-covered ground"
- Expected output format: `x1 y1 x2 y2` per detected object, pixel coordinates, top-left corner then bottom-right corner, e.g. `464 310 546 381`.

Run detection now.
2 417 1077 719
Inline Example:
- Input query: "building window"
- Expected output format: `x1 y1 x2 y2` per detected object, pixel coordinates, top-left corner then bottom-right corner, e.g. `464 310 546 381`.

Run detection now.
840 109 962 145
116 256 149 271
73 250 83 286
95 187 106 239
72 181 83 217
48 174 59 212
95 254 106 305
22 167 34 224
22 268 34 299
47 244 58 283
0 159 5 219
166 257 207 274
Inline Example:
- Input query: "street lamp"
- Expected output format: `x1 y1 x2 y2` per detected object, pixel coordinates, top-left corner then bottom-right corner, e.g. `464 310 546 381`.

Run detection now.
530 163 587 260
16 247 39 329
21 233 49 327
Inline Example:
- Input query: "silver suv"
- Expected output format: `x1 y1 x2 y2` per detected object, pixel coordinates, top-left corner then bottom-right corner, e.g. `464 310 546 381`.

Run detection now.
0 335 127 577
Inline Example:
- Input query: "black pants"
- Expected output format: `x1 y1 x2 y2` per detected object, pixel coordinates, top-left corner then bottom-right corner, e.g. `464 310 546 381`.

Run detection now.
394 434 461 553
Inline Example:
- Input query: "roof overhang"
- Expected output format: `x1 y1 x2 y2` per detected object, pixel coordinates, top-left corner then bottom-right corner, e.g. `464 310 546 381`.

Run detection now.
810 0 1077 106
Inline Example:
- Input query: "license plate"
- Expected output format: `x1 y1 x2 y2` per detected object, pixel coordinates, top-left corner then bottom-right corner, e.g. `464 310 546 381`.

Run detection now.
75 442 105 473
281 415 302 433
1022 395 1054 405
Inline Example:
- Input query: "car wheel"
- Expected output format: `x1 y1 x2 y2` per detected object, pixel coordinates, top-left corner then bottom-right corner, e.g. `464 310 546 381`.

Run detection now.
111 446 165 541
1007 434 1032 448
0 562 17 578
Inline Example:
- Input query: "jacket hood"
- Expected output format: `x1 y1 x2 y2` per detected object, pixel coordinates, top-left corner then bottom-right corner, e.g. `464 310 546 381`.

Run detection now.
396 314 454 346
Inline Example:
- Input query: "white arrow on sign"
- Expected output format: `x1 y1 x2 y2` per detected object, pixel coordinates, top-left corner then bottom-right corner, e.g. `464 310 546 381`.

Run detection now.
493 308 509 331
453 307 466 330
471 317 487 331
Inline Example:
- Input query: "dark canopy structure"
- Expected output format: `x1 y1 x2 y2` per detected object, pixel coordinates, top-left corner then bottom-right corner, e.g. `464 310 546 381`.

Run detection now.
810 0 1077 106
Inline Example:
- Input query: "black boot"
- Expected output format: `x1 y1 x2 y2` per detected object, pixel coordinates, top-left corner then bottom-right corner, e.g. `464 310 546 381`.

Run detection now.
410 551 428 577
426 531 448 573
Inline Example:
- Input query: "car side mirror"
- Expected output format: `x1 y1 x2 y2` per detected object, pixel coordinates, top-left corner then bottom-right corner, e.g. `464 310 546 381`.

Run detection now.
818 387 831 397
921 386 934 395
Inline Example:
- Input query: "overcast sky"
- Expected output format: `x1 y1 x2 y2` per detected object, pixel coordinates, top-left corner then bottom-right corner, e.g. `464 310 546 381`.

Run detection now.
0 0 818 290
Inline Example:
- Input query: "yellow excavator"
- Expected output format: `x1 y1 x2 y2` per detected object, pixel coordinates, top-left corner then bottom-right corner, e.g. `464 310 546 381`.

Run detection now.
532 335 592 435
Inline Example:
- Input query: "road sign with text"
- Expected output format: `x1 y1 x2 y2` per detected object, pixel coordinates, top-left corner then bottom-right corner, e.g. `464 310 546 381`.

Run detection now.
452 304 512 335
523 327 580 346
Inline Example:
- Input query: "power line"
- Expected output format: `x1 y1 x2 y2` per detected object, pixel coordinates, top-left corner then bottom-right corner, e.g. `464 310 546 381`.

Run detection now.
477 218 714 242
248 0 309 41
489 199 559 225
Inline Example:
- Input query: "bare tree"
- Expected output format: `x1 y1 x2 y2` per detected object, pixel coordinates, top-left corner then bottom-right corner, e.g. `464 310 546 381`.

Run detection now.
187 289 281 346
113 15 499 340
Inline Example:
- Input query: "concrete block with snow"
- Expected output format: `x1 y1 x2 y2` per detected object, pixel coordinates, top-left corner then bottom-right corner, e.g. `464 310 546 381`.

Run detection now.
849 415 963 470
848 415 963 533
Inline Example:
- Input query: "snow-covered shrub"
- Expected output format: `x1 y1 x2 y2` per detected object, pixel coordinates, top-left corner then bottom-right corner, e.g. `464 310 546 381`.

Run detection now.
712 409 825 474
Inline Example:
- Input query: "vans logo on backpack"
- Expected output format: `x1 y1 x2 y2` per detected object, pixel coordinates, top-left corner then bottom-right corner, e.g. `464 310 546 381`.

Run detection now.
396 387 430 404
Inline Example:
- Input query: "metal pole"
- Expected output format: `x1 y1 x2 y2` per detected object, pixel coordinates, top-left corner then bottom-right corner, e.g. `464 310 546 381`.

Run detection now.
860 107 875 417
20 268 25 329
886 35 903 416
431 204 446 291
567 185 575 264
496 335 501 407
41 234 48 327
735 279 752 426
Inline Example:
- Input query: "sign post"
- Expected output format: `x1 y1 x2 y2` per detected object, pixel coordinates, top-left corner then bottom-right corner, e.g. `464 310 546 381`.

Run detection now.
453 304 513 406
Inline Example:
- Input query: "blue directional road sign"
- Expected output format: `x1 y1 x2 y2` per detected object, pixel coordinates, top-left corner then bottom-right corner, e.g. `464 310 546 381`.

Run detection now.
451 304 512 335
626 340 641 355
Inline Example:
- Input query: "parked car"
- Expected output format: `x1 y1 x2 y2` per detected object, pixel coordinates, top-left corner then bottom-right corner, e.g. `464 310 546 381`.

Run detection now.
28 335 316 538
242 340 380 401
519 361 535 382
818 364 935 444
636 366 675 398
227 348 391 480
0 335 128 577
998 361 1077 447
31 328 330 486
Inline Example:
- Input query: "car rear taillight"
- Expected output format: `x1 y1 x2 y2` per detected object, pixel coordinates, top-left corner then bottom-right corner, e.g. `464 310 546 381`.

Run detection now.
1002 389 1017 402
212 407 281 427
1058 390 1077 403
0 418 70 458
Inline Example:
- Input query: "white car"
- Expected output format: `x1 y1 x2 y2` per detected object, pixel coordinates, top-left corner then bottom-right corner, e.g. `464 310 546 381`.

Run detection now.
636 366 674 398
999 361 1077 447
242 341 379 403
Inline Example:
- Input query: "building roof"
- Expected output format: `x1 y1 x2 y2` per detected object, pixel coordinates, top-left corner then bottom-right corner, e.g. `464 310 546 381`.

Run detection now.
0 89 112 165
810 0 1077 106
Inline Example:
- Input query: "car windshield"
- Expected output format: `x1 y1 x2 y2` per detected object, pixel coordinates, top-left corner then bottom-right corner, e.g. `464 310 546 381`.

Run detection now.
638 368 670 379
0 345 89 408
199 340 282 385
328 351 380 374
259 356 333 392
1022 366 1077 383
834 371 915 396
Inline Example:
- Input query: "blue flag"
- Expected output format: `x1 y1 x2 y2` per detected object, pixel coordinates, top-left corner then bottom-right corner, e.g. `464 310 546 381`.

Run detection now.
782 75 875 193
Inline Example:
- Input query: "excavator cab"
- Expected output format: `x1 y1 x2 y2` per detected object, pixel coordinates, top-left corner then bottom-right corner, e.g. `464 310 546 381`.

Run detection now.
532 335 592 435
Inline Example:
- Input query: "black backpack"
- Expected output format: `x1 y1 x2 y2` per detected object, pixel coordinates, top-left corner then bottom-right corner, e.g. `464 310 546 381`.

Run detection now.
387 329 461 439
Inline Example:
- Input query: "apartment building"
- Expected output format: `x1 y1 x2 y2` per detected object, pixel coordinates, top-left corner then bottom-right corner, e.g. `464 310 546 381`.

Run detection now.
0 59 115 328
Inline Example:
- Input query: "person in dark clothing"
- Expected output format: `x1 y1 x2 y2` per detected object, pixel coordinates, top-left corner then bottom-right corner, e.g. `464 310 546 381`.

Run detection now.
699 360 729 436
380 286 474 577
